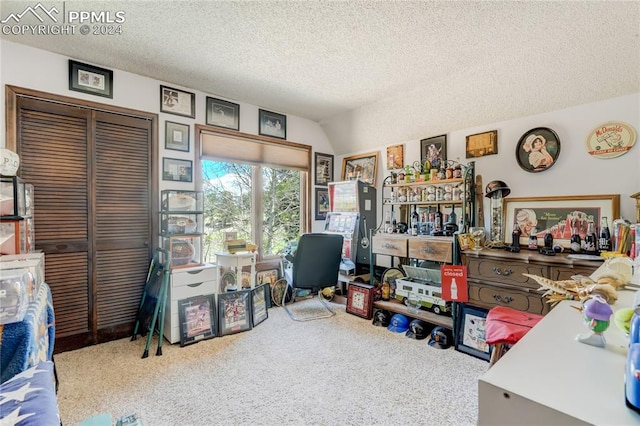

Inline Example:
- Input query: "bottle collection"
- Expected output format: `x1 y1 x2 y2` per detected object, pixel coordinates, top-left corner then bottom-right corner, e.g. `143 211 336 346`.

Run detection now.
382 205 462 237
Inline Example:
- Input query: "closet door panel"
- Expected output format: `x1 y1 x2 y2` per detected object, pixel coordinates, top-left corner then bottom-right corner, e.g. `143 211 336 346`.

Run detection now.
17 99 93 349
94 112 152 337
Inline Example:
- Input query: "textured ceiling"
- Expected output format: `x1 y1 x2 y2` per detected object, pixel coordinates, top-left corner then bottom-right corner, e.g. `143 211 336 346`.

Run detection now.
1 1 639 154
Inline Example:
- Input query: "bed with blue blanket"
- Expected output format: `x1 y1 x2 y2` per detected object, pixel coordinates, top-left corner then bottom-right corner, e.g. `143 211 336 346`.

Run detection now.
0 282 55 384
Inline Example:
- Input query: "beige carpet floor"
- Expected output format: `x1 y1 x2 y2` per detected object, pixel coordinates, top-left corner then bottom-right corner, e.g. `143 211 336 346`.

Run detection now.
55 299 488 425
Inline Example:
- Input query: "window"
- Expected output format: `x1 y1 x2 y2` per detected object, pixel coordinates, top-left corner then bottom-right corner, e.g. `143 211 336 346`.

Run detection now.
196 126 311 263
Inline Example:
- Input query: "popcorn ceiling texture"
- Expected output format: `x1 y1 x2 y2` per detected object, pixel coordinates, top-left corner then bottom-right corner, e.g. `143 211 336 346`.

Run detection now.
2 1 638 153
55 299 487 425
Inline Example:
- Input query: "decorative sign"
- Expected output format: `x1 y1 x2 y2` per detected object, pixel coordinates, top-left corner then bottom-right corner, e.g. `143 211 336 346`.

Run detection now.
441 264 468 302
586 121 636 159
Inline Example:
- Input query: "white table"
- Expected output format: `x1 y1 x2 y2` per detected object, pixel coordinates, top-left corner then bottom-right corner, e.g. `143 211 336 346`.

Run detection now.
478 289 640 425
215 251 256 292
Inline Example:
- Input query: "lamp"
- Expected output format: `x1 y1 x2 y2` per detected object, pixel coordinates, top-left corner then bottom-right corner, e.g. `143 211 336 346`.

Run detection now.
485 180 511 247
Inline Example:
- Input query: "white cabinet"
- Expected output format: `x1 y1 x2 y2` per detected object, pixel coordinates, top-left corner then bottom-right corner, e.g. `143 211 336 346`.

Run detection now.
163 263 216 344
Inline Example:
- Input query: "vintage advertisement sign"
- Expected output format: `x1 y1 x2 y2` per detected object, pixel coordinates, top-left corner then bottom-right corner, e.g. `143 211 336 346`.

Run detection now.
586 121 636 159
441 264 468 302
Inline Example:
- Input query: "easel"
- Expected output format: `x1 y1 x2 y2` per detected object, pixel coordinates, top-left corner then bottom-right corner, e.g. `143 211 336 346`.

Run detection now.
131 248 171 358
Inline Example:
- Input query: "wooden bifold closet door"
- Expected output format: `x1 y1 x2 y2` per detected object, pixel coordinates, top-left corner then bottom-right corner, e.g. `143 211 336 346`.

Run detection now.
13 92 156 352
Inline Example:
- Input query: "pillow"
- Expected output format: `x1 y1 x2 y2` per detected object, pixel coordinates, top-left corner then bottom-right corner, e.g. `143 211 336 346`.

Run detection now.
0 361 60 425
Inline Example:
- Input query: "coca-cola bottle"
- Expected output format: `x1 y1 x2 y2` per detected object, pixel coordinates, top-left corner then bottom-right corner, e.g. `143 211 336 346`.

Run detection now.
584 219 598 254
511 222 521 249
598 216 612 252
570 221 582 254
528 227 539 250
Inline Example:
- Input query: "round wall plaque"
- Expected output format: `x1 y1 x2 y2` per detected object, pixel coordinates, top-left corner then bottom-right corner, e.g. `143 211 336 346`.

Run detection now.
585 121 636 159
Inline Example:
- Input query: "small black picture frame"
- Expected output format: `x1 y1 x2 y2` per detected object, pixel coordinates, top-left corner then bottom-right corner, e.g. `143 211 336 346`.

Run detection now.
218 290 253 336
455 304 492 362
178 294 217 347
206 97 240 130
420 134 447 171
251 284 269 327
165 121 190 152
314 152 334 186
315 188 329 221
259 109 286 140
515 127 561 173
68 60 113 98
162 157 193 182
160 85 196 118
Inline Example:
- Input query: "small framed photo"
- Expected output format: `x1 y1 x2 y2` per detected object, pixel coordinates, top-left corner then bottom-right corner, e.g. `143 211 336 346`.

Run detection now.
178 294 217 347
162 157 193 182
455 304 491 361
68 60 113 98
251 284 269 327
346 282 375 320
256 268 279 286
165 121 190 152
314 152 334 186
465 130 498 159
386 144 404 170
420 134 447 170
341 151 379 186
259 109 286 140
160 85 196 118
206 97 240 130
218 290 253 336
516 127 561 173
315 187 330 221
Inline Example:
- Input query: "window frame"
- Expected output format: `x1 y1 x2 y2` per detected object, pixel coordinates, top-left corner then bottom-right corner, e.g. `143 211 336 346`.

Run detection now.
195 125 311 261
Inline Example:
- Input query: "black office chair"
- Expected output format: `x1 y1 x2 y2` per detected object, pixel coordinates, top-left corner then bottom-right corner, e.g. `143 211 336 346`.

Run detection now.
281 233 344 321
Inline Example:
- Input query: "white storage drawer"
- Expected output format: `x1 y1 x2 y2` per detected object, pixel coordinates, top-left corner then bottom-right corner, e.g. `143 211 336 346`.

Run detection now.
171 264 216 287
163 263 217 344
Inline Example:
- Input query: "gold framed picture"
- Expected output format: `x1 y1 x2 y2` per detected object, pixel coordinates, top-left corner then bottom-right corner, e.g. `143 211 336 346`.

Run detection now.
386 144 404 169
341 151 379 186
465 130 498 158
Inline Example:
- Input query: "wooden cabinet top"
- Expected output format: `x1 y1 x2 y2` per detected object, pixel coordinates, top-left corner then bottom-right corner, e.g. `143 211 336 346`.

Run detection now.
461 248 603 269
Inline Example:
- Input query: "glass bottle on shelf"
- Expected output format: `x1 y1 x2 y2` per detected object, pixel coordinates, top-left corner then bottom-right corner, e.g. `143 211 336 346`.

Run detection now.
511 222 521 249
544 230 553 249
598 216 612 252
528 227 538 250
411 207 419 236
584 218 597 253
570 220 582 254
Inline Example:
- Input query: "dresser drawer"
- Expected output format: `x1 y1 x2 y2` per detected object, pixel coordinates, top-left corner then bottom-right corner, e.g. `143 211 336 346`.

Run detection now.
548 265 598 281
408 237 452 263
171 264 216 287
468 283 550 315
466 257 545 290
372 234 407 257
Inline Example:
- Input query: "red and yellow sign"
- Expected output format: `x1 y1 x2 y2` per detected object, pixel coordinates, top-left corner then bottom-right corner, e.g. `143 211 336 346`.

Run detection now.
586 121 636 159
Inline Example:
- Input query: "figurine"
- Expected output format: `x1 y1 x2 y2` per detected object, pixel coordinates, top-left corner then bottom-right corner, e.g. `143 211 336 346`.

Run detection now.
576 295 614 347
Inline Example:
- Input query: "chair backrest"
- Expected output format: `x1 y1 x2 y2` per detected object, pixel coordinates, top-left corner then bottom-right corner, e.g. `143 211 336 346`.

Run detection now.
291 233 344 292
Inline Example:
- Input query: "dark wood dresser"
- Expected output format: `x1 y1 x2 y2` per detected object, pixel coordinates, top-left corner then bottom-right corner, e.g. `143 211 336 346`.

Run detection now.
461 248 601 315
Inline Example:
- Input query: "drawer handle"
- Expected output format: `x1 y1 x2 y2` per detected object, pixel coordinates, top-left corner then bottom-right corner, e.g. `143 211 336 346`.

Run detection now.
187 282 204 287
382 243 397 250
492 294 514 303
421 246 435 254
492 267 513 276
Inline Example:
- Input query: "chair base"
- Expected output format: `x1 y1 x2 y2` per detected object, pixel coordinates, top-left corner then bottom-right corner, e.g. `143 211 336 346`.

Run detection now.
283 290 336 321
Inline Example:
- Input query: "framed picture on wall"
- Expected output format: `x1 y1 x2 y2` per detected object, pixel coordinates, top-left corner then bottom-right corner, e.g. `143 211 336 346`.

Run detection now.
465 130 498 159
162 157 193 182
314 152 334 186
68 60 113 98
386 144 404 170
259 109 286 140
420 134 447 170
206 97 240 130
515 127 561 173
315 187 330 221
160 85 196 118
165 121 190 152
341 151 379 186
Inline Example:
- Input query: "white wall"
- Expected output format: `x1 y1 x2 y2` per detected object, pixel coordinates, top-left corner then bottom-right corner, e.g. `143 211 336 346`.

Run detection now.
2 40 639 232
337 93 640 227
0 40 334 231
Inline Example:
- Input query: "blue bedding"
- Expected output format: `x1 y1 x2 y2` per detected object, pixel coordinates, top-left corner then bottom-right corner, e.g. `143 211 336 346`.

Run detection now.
0 283 55 383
